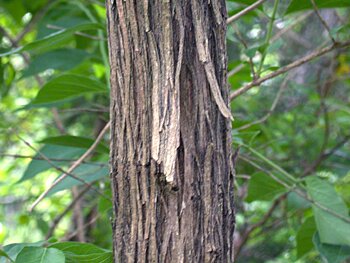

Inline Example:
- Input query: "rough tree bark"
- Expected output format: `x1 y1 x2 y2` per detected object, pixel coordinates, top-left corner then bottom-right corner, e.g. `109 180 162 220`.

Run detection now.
106 0 235 262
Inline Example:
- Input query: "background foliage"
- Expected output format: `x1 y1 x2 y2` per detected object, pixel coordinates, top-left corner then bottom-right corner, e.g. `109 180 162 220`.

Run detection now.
1 0 350 262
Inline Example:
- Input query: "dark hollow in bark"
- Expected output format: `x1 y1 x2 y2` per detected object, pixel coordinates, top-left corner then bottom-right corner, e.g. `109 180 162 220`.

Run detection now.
106 0 235 262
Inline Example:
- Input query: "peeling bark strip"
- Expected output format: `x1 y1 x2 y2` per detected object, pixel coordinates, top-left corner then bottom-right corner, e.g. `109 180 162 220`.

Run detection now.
107 0 235 262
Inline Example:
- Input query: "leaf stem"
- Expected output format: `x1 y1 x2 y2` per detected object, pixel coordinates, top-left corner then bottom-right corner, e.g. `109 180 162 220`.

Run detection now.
257 0 279 76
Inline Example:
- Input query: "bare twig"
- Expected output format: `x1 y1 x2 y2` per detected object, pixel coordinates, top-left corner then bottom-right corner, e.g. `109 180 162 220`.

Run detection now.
309 0 336 44
46 24 106 41
0 25 66 133
256 0 279 76
239 155 293 189
15 136 110 211
29 121 111 211
72 186 86 242
234 194 286 258
14 1 54 43
227 0 268 25
58 107 109 113
46 185 91 239
300 61 334 176
63 213 100 241
302 134 350 177
232 24 257 80
228 63 245 78
0 153 107 166
230 40 350 100
239 155 350 224
236 76 289 130
285 30 314 49
271 11 313 42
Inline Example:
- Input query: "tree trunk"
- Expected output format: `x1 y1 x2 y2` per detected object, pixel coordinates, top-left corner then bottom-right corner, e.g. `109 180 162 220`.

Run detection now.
106 0 235 262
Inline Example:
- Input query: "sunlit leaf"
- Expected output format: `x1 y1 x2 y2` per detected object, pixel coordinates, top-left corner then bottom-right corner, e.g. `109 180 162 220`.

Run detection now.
296 217 316 258
21 49 89 78
31 74 107 104
18 145 84 183
0 249 12 262
47 164 109 195
0 23 103 57
0 242 44 263
246 172 285 202
15 247 65 263
306 177 350 246
313 232 350 263
49 242 113 263
40 135 109 154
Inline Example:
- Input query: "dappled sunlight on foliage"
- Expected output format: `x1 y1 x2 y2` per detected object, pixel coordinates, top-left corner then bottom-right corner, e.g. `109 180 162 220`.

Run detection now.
1 0 350 262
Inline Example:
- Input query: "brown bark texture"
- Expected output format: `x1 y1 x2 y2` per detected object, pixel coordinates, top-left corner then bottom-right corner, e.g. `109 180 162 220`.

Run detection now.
106 0 235 262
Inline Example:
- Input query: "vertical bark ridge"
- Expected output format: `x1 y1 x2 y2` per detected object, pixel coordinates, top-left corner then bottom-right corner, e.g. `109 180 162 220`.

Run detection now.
107 0 235 262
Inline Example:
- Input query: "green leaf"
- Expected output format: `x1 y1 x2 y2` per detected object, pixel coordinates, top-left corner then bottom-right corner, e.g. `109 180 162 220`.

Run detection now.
15 247 65 263
244 46 259 58
16 99 73 111
0 249 12 262
246 172 285 202
47 164 109 195
21 49 89 78
31 74 107 104
18 145 85 183
267 39 284 54
228 64 252 88
287 192 310 210
0 0 26 23
296 217 317 258
0 62 16 98
0 23 103 57
49 242 113 263
286 0 350 14
40 135 109 154
306 177 350 246
0 242 44 263
313 233 350 263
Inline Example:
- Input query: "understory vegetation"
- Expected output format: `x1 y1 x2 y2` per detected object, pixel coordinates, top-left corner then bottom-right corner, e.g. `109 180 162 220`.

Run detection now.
1 0 350 262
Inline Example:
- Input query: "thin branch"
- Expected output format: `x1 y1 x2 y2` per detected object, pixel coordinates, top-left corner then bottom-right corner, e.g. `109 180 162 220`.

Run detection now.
228 63 245 78
0 26 17 46
227 0 268 25
72 186 86 242
302 134 350 177
271 11 313 42
15 135 110 211
239 155 350 224
29 121 111 211
14 1 54 43
58 107 109 113
256 0 279 76
239 155 293 189
284 30 314 49
232 24 257 80
235 174 251 180
45 185 91 239
46 24 107 41
236 76 289 131
0 153 107 166
309 0 336 44
230 40 350 100
234 194 286 258
63 213 100 241
52 108 66 134
0 25 66 133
